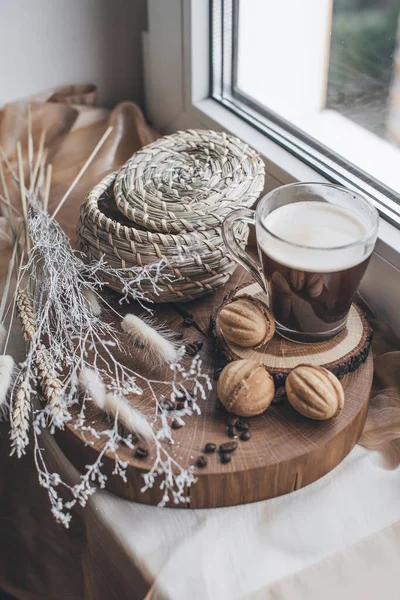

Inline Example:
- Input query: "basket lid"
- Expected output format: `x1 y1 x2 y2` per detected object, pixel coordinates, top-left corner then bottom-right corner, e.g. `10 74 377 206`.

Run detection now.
113 129 265 234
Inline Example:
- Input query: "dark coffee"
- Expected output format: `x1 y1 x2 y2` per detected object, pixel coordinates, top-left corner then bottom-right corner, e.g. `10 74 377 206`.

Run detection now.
257 201 373 342
223 186 378 344
260 251 371 342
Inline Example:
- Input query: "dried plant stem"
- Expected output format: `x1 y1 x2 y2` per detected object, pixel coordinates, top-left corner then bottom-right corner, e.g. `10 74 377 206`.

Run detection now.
16 288 36 341
29 129 47 194
0 225 23 325
43 164 53 213
0 162 20 247
0 324 6 353
2 127 211 526
10 369 31 457
51 126 113 220
0 193 21 217
3 250 25 355
16 142 30 252
16 288 68 426
0 162 14 215
0 145 18 185
27 104 34 178
36 347 69 428
37 149 48 195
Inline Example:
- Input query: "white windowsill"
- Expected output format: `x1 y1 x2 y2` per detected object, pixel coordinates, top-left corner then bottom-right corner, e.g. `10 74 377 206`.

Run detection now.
296 109 400 195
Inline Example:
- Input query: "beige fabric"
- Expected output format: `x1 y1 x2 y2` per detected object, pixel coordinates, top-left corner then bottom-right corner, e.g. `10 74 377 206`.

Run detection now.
242 521 400 600
1 87 400 600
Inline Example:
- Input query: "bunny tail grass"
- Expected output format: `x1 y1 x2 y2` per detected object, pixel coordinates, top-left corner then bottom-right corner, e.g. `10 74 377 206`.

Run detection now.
0 355 14 408
79 369 153 441
81 287 102 316
104 393 153 442
79 368 106 408
121 314 178 364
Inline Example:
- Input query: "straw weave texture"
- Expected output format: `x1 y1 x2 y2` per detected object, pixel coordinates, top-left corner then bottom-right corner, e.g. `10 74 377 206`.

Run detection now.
77 129 265 302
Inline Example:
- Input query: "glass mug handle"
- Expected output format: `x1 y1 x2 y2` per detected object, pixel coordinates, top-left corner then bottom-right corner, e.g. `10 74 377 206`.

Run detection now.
222 207 265 290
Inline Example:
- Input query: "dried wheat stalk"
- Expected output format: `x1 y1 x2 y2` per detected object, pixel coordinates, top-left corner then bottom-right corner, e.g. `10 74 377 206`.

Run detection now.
35 347 69 429
16 288 68 427
10 370 31 457
16 287 36 341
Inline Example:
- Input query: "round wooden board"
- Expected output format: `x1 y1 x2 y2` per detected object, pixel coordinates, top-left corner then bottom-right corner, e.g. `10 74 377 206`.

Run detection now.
57 270 374 509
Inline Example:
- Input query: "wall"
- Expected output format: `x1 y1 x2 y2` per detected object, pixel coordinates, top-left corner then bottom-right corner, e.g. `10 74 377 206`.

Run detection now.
0 0 146 108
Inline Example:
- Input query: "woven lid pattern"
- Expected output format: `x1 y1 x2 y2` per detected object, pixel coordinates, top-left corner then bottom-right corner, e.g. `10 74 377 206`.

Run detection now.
77 129 265 302
114 129 265 233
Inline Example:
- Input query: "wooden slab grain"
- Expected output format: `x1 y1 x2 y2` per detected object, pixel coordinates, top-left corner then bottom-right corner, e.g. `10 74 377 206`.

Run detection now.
214 282 373 384
57 268 373 509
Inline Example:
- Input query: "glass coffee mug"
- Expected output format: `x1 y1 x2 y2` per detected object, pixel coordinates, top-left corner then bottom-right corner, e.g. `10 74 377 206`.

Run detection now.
222 183 379 343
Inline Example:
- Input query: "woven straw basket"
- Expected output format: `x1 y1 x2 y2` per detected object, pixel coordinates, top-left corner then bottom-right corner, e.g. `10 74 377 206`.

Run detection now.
77 129 265 302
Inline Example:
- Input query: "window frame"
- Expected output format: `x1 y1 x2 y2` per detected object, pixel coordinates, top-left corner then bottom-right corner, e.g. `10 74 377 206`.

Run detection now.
144 0 400 336
213 0 400 230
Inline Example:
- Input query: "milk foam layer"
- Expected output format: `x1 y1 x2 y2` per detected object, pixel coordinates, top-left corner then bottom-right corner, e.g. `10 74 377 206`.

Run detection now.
259 201 372 273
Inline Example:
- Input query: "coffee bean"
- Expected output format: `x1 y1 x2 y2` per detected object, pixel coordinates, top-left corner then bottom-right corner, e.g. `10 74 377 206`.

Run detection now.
171 419 184 429
219 441 238 453
227 426 238 439
235 419 250 431
182 317 195 327
272 396 284 405
161 399 175 411
228 414 238 427
171 332 184 341
220 452 231 464
134 446 149 459
185 343 199 357
176 401 185 411
204 442 216 453
196 455 207 468
240 431 251 441
208 316 216 334
273 387 286 405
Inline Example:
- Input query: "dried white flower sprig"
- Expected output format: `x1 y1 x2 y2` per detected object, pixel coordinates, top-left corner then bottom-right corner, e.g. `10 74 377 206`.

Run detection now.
0 111 211 526
122 313 180 364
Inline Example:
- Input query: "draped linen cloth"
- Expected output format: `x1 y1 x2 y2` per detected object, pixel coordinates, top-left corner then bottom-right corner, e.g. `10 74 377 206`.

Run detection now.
0 86 400 600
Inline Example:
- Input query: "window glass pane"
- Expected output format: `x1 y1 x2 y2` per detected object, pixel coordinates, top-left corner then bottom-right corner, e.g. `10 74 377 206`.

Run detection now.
236 0 400 197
